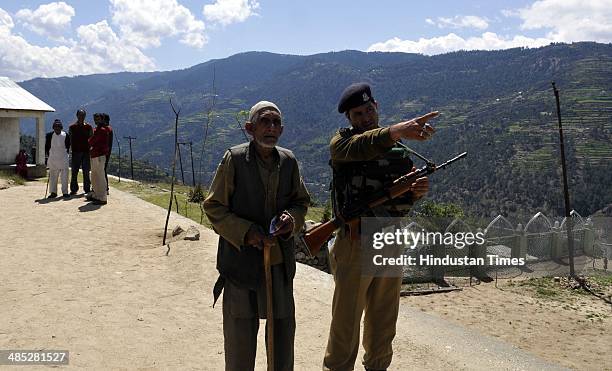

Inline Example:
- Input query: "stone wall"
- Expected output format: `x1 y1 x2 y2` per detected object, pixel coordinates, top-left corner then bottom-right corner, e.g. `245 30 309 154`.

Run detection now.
0 117 20 164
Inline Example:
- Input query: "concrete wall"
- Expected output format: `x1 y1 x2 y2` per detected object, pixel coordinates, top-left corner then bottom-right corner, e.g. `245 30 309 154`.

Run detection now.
0 117 20 164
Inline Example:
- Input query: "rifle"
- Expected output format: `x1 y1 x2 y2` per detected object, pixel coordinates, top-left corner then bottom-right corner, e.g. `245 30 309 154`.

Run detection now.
302 152 468 255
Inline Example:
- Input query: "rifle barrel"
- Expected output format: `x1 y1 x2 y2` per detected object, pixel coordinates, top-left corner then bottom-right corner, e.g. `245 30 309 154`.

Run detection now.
303 152 468 255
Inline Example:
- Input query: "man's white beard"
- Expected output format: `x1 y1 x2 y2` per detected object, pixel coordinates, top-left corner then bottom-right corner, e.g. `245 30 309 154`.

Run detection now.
254 138 276 149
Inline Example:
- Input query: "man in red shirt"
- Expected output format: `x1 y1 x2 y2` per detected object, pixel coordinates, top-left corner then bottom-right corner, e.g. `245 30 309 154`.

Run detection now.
87 113 111 205
102 113 113 194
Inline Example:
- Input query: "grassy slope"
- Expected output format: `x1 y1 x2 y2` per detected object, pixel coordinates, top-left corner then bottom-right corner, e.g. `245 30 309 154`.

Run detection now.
0 171 26 186
108 177 325 228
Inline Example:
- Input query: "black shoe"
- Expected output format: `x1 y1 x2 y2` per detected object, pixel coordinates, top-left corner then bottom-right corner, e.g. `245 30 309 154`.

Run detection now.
62 194 70 198
48 193 57 198
69 191 77 195
85 195 95 201
92 199 107 205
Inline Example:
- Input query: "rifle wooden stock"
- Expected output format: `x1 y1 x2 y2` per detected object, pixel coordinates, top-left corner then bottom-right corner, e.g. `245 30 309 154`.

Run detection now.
302 152 467 256
303 219 341 256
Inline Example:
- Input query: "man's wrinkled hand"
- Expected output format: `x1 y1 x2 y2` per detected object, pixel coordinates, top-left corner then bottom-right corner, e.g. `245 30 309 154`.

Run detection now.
271 211 295 237
244 224 267 250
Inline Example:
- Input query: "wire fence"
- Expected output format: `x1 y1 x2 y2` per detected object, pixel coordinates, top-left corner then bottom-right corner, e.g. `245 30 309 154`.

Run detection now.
400 211 610 285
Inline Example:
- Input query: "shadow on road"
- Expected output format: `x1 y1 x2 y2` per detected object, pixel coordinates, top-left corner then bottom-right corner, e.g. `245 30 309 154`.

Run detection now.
79 203 103 212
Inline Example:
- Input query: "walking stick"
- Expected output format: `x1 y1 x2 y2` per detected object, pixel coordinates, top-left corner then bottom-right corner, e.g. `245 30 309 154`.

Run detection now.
263 241 275 371
44 168 50 198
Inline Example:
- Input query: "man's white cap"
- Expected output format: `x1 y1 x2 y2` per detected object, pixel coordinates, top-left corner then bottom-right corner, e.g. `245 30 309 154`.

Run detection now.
248 101 281 122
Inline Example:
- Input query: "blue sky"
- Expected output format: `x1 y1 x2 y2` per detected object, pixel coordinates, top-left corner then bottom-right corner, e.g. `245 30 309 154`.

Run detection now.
1 0 610 81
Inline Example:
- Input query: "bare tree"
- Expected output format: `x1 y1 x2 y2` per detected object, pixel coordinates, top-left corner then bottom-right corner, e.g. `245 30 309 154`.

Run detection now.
163 98 181 246
235 110 249 142
197 67 217 185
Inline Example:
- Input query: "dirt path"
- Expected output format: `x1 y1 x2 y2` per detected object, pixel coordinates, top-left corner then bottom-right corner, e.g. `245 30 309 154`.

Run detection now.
1 182 572 370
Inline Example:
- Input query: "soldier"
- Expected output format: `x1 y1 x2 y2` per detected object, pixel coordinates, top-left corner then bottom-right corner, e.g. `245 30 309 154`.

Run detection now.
323 83 437 371
204 101 310 371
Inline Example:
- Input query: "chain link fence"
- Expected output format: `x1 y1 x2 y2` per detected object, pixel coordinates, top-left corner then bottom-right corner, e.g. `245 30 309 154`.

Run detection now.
400 211 610 285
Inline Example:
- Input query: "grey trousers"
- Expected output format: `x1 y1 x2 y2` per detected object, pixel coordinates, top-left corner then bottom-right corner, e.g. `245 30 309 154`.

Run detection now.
70 151 91 193
49 167 68 195
222 264 295 371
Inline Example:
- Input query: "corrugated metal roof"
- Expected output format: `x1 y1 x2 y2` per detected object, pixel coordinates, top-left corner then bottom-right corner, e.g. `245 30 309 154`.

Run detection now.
0 76 55 112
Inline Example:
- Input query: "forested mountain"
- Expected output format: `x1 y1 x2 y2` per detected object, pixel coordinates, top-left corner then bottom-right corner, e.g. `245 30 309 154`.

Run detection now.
19 42 612 219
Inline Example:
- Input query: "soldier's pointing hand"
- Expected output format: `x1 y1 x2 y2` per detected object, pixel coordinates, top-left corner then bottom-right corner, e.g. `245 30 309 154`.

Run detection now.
390 111 438 141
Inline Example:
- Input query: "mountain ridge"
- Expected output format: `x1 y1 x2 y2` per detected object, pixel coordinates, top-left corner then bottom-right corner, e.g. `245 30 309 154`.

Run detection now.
18 42 612 218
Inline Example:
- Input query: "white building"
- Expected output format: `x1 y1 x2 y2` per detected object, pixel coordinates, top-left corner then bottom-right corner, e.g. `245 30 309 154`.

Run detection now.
0 76 54 177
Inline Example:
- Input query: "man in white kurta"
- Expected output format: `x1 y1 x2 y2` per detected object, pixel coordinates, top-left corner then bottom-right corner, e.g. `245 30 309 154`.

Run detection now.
45 119 71 198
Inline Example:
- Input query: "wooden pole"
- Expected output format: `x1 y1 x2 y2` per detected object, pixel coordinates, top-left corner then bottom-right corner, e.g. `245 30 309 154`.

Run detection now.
189 142 195 187
123 136 136 180
163 99 180 246
115 134 121 182
179 141 196 187
177 142 185 184
552 82 575 277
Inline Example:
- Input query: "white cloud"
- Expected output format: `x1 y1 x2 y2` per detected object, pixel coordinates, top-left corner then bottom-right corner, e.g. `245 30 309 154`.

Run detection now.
15 2 74 40
203 0 259 26
0 8 155 81
367 32 552 55
429 15 489 30
0 8 14 33
517 0 612 42
110 0 207 48
501 9 518 17
76 21 156 71
370 0 612 55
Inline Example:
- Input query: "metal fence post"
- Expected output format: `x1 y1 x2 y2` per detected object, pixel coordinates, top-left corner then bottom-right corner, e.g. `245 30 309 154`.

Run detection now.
582 218 595 257
551 221 562 259
471 227 486 278
516 223 527 260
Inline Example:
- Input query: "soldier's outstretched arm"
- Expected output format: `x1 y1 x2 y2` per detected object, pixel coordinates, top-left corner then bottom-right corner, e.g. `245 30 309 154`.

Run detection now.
330 127 396 162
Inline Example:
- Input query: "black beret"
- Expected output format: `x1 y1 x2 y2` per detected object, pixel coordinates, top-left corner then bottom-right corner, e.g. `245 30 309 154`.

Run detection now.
337 82 374 113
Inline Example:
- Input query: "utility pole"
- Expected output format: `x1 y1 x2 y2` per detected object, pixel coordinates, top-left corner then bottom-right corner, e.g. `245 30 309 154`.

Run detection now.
124 136 136 180
179 141 196 187
177 141 185 184
115 134 121 182
552 82 575 277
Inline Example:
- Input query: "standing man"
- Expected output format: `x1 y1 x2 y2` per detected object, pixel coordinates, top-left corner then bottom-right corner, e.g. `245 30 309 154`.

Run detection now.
102 113 113 194
87 113 111 205
204 101 310 371
69 109 93 195
323 83 437 371
45 119 71 198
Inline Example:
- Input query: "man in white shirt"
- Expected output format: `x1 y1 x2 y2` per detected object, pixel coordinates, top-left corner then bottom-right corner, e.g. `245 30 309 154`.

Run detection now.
44 119 71 198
